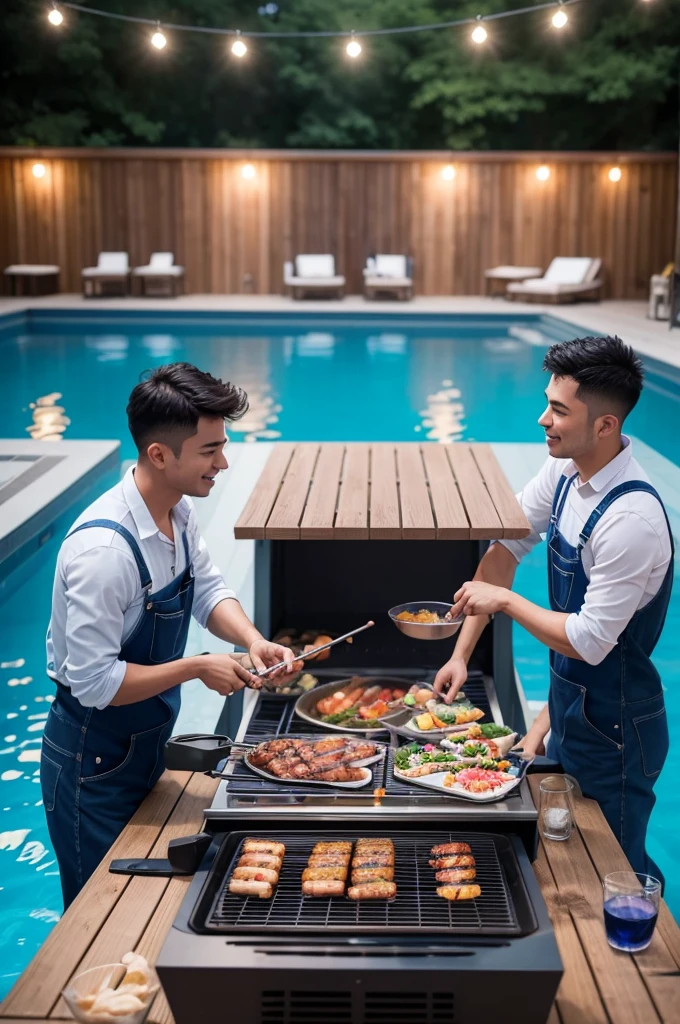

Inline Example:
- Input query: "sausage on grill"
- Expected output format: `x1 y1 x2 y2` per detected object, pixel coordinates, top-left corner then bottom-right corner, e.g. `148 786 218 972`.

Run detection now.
428 855 475 870
232 866 279 884
238 853 283 870
242 840 285 857
312 842 352 855
436 884 481 901
302 880 346 897
430 842 472 856
302 866 348 882
434 868 476 884
347 881 397 900
229 879 273 898
351 866 394 884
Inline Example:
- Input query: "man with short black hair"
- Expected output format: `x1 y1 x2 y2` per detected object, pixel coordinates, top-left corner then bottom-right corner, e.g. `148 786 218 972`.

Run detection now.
435 336 672 881
43 362 296 907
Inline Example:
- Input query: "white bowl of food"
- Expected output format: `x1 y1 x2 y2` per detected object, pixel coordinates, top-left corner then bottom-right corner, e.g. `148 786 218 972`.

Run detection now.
389 602 464 640
62 953 158 1024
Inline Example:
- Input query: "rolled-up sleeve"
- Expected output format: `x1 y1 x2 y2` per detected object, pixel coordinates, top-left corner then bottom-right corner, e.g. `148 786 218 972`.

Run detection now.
62 547 137 709
187 514 236 627
498 457 564 563
565 513 664 666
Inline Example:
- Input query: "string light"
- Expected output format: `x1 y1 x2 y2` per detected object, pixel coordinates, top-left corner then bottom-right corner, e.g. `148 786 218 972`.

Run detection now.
471 18 488 45
241 163 256 180
608 166 622 182
231 32 247 57
442 165 456 181
32 163 47 179
346 34 362 59
47 4 64 26
536 165 551 181
151 24 167 49
552 4 569 29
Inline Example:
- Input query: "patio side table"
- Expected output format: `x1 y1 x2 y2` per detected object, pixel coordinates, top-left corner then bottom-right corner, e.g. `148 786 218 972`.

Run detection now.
3 264 60 296
485 265 542 297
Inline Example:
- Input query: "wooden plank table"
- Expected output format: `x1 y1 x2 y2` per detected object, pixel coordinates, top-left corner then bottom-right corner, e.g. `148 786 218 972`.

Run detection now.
235 442 532 540
2 773 677 1024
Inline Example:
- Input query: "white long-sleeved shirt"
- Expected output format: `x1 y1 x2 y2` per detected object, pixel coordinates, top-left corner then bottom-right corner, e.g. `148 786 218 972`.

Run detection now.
46 467 235 709
499 437 672 666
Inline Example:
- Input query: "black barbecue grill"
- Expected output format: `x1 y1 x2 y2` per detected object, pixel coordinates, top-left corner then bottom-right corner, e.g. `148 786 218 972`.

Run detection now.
191 831 533 937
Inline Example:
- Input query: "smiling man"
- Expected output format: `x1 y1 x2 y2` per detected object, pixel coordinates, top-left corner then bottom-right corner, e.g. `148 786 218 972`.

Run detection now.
42 362 295 908
435 336 673 881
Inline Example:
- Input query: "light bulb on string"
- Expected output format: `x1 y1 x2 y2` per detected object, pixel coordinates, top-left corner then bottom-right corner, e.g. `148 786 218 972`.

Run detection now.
232 33 248 58
48 5 64 27
151 24 167 50
471 18 488 45
552 5 568 29
346 33 362 59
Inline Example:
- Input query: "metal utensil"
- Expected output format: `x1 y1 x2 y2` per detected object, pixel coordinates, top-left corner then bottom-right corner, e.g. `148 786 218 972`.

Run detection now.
388 602 464 640
253 620 375 679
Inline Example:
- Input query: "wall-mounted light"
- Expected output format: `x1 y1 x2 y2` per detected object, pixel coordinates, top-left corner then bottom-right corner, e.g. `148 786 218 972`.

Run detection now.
441 165 456 181
536 165 551 182
32 163 47 179
241 163 256 180
608 166 622 183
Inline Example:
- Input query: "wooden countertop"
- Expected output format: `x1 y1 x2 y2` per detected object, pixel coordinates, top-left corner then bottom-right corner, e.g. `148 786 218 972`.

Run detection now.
1 773 678 1024
234 442 532 540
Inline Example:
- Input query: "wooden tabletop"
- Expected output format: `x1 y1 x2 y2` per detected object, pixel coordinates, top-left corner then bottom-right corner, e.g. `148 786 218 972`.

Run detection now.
234 442 531 541
1 773 677 1024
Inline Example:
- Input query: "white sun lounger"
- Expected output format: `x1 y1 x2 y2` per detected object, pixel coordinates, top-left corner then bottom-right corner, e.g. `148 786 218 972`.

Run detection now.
284 255 345 299
506 257 602 303
363 254 413 300
132 253 185 296
82 252 130 297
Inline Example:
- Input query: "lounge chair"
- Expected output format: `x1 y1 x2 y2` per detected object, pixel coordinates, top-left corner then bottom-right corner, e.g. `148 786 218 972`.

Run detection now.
506 258 602 304
283 255 345 299
363 254 413 300
82 252 130 298
132 252 185 297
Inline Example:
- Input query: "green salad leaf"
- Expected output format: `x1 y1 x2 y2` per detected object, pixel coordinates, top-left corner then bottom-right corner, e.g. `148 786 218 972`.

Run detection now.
478 723 513 739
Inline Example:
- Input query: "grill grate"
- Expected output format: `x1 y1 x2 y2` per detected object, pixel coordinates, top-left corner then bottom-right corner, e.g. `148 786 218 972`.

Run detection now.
201 830 521 936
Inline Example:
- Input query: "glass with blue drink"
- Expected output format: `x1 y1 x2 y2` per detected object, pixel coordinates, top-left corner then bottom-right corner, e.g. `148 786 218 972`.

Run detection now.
603 871 660 952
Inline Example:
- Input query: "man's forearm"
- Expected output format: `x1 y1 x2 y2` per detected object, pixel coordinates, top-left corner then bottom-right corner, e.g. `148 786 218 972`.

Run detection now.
207 598 264 649
454 544 518 662
502 592 583 660
110 656 202 706
527 702 551 740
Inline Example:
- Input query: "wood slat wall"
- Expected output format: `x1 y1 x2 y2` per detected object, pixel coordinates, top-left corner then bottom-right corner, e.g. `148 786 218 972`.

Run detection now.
0 148 676 298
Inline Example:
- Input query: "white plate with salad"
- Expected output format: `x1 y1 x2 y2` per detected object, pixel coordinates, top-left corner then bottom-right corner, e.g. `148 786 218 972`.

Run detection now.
393 740 530 802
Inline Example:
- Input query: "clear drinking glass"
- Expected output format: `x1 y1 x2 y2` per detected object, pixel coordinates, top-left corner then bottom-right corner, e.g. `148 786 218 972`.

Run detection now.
603 871 661 952
539 775 574 841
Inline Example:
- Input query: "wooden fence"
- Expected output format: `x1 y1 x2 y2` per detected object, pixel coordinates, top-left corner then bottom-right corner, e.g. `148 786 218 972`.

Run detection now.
0 148 676 298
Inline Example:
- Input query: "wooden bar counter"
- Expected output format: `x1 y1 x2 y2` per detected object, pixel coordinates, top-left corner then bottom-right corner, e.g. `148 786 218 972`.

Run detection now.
1 773 677 1024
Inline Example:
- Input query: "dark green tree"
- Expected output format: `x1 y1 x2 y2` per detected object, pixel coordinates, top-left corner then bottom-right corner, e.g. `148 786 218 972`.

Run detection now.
0 0 677 149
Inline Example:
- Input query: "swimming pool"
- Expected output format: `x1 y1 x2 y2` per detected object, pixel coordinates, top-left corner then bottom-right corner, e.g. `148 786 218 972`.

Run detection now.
0 310 678 995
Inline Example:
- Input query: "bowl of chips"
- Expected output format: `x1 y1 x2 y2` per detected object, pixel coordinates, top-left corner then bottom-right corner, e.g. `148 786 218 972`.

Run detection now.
62 953 158 1024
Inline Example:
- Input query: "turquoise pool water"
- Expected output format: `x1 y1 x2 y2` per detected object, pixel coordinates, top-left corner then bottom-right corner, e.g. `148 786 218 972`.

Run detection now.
0 311 678 995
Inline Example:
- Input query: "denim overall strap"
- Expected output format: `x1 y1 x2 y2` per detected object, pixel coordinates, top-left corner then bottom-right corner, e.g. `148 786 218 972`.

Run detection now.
545 478 672 885
67 519 152 591
43 516 195 909
550 472 577 526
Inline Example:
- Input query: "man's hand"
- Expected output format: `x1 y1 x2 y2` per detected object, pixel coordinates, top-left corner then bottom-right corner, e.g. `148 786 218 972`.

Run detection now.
450 581 509 619
195 654 255 696
248 638 296 679
516 729 546 758
433 657 468 705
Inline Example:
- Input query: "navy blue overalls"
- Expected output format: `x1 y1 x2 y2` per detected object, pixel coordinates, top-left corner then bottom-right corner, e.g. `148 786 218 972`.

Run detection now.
545 475 673 883
41 518 194 909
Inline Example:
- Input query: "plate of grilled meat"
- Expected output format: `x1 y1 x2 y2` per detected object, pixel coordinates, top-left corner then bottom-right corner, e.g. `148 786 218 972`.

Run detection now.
244 734 385 788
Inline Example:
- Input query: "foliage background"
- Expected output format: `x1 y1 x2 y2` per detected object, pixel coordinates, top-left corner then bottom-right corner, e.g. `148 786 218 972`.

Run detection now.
1 0 678 149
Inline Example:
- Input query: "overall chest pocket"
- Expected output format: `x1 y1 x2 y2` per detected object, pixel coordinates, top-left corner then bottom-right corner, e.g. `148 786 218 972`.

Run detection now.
149 609 187 663
548 539 579 612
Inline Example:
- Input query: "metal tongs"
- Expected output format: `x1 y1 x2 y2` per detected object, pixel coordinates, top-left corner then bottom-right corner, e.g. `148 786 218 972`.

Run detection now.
252 620 375 684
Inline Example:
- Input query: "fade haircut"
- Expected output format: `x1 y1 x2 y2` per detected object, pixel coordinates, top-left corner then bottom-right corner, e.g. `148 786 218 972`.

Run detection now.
542 336 643 423
127 362 249 456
